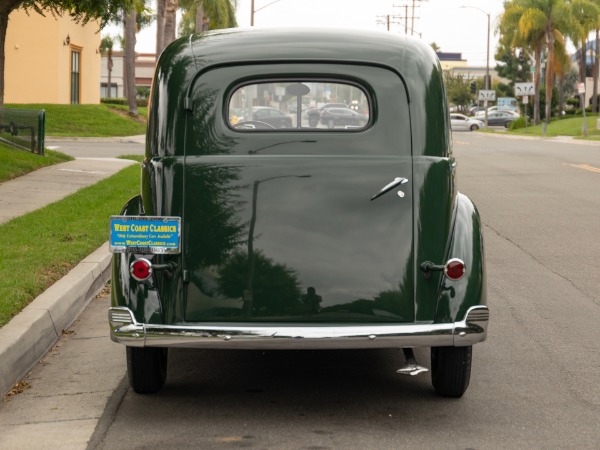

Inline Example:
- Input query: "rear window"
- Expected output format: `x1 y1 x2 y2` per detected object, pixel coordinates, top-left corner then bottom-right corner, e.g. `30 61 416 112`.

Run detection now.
228 81 370 131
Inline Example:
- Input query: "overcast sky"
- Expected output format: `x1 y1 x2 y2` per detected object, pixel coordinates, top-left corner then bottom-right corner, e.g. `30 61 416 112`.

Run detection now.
116 0 506 67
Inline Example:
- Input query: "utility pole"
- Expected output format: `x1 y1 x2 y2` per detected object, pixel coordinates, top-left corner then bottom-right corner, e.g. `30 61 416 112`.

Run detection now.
376 14 401 31
392 1 426 37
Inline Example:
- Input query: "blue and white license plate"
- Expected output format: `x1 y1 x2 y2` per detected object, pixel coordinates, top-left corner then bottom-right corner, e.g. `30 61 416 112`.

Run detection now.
109 216 181 254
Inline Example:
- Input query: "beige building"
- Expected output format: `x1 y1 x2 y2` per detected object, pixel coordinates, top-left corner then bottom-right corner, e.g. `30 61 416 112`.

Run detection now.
101 52 156 99
5 8 101 104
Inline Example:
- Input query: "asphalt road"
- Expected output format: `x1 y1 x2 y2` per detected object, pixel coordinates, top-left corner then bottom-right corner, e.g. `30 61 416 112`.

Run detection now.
2 132 600 449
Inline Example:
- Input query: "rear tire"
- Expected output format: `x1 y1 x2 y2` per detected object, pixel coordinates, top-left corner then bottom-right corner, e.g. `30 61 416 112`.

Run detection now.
431 346 472 398
127 347 168 394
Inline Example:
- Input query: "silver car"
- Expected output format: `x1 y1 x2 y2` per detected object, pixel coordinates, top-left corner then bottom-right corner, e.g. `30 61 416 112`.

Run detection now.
450 113 484 131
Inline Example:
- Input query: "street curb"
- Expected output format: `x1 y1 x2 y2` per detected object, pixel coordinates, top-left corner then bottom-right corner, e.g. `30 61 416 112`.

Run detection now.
0 243 112 397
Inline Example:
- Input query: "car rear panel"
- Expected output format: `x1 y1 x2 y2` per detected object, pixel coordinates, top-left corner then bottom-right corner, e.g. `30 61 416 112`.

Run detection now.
182 154 415 323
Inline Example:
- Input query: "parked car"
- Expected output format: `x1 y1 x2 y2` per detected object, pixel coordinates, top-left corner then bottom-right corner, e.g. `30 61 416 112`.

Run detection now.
484 110 520 128
475 107 519 118
249 106 293 128
109 27 488 398
306 102 348 127
468 105 486 116
320 107 368 128
450 113 484 131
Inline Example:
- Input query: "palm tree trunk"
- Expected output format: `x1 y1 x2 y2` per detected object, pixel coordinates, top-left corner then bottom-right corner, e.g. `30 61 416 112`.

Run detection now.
164 0 179 47
534 47 542 125
195 5 207 32
544 33 555 133
156 0 166 56
593 29 599 112
107 49 113 99
124 8 138 117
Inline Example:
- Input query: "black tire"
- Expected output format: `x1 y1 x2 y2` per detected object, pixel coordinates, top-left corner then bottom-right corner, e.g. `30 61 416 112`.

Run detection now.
504 121 512 129
431 346 472 398
308 116 319 127
127 347 168 394
470 124 479 131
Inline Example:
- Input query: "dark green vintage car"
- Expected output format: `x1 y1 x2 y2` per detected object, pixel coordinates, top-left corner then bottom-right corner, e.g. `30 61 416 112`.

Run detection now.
109 27 488 398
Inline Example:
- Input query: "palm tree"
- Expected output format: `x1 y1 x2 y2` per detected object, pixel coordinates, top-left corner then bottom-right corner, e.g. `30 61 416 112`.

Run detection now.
179 0 238 36
123 7 138 116
100 36 115 99
156 0 166 56
590 0 600 112
522 0 573 130
122 1 152 116
568 0 599 84
163 0 179 48
499 0 573 129
498 1 543 124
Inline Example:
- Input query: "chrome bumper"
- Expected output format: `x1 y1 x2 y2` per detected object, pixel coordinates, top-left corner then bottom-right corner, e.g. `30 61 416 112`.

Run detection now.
109 306 488 349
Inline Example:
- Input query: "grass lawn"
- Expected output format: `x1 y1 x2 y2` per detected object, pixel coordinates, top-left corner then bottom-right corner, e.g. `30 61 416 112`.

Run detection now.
0 157 143 327
509 114 600 139
0 142 73 183
5 103 147 137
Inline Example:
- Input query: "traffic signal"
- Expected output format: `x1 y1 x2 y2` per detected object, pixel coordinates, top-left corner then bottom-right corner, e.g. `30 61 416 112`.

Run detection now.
470 81 476 94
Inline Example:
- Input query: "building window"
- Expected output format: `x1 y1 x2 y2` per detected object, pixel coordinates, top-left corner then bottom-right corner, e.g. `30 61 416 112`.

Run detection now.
71 50 80 104
101 83 118 98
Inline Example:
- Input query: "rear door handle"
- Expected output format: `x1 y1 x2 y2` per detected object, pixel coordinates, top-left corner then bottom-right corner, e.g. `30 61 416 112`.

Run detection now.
370 177 408 201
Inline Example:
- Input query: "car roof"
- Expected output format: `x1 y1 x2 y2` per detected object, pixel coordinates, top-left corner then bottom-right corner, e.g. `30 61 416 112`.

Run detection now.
156 27 441 106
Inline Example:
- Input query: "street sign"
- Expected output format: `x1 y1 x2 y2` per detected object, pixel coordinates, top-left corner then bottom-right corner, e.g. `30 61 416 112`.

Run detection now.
515 82 534 96
578 82 585 94
478 90 495 101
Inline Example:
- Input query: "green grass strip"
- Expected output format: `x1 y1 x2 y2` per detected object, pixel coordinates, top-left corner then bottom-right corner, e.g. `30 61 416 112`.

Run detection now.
5 104 147 137
509 115 600 138
0 161 142 327
0 143 73 183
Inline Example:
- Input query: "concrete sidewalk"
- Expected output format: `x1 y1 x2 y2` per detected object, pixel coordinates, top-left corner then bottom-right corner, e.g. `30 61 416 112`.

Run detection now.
0 139 141 397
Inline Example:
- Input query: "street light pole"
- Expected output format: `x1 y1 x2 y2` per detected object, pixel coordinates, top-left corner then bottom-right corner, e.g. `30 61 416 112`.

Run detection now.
461 5 490 128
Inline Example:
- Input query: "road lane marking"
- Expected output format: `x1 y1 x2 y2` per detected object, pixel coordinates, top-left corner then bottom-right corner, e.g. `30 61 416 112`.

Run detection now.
569 163 600 174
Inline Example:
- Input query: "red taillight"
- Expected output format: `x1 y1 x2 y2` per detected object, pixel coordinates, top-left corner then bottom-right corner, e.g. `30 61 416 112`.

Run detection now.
444 258 466 281
130 258 152 281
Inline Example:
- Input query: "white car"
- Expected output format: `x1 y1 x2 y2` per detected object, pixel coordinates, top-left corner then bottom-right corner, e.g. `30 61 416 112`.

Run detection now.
450 113 484 131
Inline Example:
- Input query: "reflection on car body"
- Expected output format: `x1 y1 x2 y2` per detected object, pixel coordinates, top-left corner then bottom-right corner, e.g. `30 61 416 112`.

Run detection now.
109 27 488 399
320 107 368 128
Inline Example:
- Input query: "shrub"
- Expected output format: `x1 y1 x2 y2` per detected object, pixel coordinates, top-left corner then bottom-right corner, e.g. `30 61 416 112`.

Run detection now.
101 97 148 107
509 117 528 130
